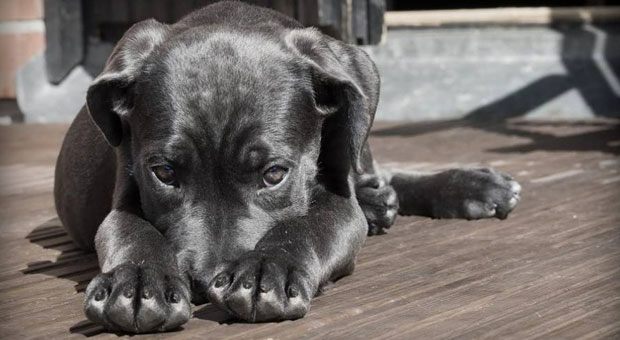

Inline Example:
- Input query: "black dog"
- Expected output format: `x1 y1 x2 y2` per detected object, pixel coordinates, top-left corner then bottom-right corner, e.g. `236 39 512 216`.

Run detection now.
54 1 521 333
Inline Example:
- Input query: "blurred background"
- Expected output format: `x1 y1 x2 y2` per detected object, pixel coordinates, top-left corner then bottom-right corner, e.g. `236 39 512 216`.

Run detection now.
0 0 619 123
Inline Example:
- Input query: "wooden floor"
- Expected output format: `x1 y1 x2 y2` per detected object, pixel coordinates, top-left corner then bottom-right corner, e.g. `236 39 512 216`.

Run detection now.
1 119 619 339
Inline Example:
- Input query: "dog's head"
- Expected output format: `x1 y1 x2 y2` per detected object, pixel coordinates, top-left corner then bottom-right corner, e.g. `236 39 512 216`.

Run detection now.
86 19 376 292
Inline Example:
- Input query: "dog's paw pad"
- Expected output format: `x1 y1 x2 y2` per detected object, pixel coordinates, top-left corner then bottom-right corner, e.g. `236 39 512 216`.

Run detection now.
461 168 521 220
463 200 498 219
433 168 522 220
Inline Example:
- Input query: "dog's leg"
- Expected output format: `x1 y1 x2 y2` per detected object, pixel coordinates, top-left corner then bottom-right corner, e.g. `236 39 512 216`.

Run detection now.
389 167 522 220
83 210 191 333
354 143 521 231
206 188 367 322
353 143 399 235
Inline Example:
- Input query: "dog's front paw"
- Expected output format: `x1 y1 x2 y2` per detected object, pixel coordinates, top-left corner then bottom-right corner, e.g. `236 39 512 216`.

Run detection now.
356 174 399 235
433 168 521 220
207 250 314 322
84 263 191 333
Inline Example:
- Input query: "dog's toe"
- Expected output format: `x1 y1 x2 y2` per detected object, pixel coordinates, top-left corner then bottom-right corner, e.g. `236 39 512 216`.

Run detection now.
356 176 399 235
208 251 312 322
434 168 522 220
84 264 191 333
463 200 497 220
510 180 522 195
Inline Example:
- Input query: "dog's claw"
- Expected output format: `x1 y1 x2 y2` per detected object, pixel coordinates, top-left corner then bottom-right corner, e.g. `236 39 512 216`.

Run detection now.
94 289 106 301
356 174 399 235
84 263 190 333
432 168 521 220
207 251 312 322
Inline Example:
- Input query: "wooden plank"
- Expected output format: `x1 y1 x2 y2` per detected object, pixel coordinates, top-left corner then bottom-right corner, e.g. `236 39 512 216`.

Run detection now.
352 0 369 44
296 0 319 27
385 6 620 27
367 0 385 44
43 0 83 84
128 0 169 23
0 120 619 339
171 0 198 22
270 0 297 18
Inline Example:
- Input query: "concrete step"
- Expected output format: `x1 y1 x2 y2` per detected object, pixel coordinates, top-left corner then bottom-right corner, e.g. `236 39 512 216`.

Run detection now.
363 24 620 121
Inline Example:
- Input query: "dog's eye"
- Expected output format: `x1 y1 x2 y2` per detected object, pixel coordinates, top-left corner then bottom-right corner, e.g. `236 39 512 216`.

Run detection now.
152 165 176 185
263 166 288 187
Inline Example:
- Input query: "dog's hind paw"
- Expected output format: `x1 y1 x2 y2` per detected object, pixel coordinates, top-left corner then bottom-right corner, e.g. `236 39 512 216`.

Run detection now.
356 174 399 235
84 263 191 333
431 168 521 220
207 250 313 322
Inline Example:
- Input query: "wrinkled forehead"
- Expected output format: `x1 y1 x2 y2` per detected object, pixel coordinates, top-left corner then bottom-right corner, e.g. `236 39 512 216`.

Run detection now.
168 32 299 111
132 30 316 153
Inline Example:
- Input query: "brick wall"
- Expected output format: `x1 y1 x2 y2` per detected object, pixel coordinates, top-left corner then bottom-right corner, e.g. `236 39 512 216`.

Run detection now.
0 0 45 98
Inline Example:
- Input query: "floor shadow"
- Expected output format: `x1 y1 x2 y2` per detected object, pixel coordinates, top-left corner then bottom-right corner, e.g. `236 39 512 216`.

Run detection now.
24 219 105 336
193 303 234 323
371 119 620 156
66 293 235 336
69 320 107 338
373 23 620 150
24 219 234 335
465 23 620 122
192 303 292 326
22 218 99 293
68 319 188 337
371 119 465 138
483 122 620 155
465 75 574 122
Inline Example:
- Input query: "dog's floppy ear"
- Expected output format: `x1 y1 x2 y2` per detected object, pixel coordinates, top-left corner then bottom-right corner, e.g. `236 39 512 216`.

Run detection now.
87 19 170 147
285 28 377 195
